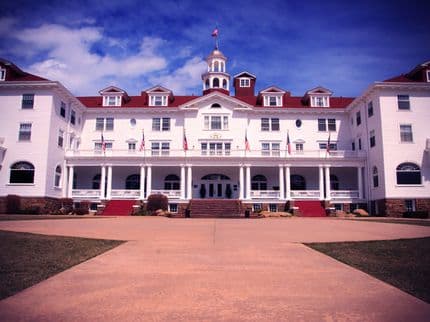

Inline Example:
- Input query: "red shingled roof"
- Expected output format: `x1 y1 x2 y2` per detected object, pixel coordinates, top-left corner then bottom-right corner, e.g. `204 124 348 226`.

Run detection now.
383 74 415 83
78 95 198 108
0 59 49 82
235 95 354 108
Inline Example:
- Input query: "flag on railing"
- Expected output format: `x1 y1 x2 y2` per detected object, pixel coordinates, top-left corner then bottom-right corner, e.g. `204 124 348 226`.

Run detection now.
139 130 145 152
326 132 331 154
183 129 188 151
287 131 291 155
245 130 250 151
101 132 106 154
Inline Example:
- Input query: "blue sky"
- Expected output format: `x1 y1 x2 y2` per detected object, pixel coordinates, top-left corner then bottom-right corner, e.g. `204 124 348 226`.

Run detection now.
0 0 429 97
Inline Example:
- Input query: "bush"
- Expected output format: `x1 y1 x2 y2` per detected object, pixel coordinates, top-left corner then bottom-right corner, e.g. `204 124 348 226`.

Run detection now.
6 195 21 214
146 194 168 214
73 200 90 215
403 211 429 219
21 206 41 215
353 208 369 217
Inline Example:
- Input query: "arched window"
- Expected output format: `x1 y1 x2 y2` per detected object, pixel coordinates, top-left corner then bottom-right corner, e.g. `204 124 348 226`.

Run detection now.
251 175 267 190
373 166 379 188
92 174 101 189
211 103 221 108
222 79 227 89
10 161 35 184
126 174 140 190
164 174 180 190
214 61 219 72
205 79 210 89
291 175 306 190
396 163 421 185
213 78 220 88
220 62 225 72
54 165 62 188
330 175 339 190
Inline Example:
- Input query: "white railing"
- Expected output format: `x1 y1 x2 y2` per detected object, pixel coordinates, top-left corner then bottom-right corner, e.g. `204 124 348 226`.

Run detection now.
250 190 280 199
71 189 101 198
291 190 321 199
66 148 366 159
330 190 359 199
110 189 140 199
151 189 181 198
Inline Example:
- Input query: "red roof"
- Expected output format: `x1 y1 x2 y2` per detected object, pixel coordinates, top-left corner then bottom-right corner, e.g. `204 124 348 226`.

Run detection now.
78 95 198 108
235 95 354 108
0 59 49 82
383 74 415 83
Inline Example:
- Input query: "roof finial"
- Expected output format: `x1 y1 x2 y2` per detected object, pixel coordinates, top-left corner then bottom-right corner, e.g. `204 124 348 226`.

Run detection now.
211 25 219 50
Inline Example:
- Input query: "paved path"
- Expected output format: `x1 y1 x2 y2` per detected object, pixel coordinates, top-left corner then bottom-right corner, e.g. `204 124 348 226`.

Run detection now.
0 217 429 321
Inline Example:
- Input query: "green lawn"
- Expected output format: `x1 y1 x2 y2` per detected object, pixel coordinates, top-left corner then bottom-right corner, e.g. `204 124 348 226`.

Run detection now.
0 230 124 300
306 237 430 303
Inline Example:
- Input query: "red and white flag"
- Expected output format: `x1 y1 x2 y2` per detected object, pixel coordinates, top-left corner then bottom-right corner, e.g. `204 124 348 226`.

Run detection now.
139 130 145 152
183 129 188 151
245 131 250 152
101 133 106 154
211 27 219 37
287 131 291 155
326 133 331 154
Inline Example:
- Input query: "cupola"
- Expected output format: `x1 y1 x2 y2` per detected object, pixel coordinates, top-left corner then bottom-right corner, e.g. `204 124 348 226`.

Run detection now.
201 49 230 95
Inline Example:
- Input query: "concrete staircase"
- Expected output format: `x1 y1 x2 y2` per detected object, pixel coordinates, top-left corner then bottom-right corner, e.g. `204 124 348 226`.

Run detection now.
188 199 242 218
102 200 135 216
294 200 327 217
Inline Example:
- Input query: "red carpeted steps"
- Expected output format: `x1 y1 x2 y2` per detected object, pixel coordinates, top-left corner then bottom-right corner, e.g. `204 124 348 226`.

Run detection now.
189 199 242 218
102 200 136 216
294 200 327 217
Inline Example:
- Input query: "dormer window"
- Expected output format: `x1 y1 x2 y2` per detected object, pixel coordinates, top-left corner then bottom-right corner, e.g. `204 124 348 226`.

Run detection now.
0 68 5 81
239 78 250 87
263 95 282 107
103 95 121 106
311 96 329 107
150 95 168 106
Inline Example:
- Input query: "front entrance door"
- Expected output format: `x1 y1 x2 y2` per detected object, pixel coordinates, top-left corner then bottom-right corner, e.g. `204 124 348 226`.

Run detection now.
200 174 233 199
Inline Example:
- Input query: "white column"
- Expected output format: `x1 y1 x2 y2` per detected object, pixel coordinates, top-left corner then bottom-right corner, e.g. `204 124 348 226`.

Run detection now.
279 165 285 200
319 165 324 200
146 165 152 197
180 165 186 199
62 161 68 198
139 166 145 199
325 166 331 201
285 166 291 200
106 166 112 200
100 166 106 199
245 165 251 199
239 166 244 200
67 166 74 198
187 165 192 199
357 167 363 199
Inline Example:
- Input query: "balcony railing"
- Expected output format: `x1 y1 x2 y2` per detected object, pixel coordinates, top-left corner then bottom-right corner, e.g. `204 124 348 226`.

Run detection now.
330 190 359 199
250 190 280 199
151 190 181 198
71 189 101 198
66 148 366 159
290 190 321 199
111 189 140 198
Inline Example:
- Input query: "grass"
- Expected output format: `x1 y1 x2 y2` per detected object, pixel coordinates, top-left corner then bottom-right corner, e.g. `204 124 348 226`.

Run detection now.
0 215 109 221
306 237 430 303
350 218 430 226
0 230 124 300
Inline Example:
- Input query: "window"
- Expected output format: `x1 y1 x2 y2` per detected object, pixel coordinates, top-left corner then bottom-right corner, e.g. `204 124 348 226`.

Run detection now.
105 118 114 131
164 174 180 190
10 161 35 184
0 68 5 81
330 175 339 190
125 174 140 190
351 141 355 151
327 119 336 131
211 103 221 108
201 142 231 156
358 138 362 150
130 118 136 127
103 95 121 106
151 142 170 156
58 130 64 148
426 70 430 82
291 175 306 190
128 143 136 151
96 118 104 131
367 101 374 117
319 143 337 151
370 130 376 147
318 119 326 131
22 94 34 109
54 165 62 188
169 204 178 213
397 95 410 110
70 110 76 125
263 95 282 107
253 203 262 212
152 118 170 131
269 204 277 212
261 142 280 156
92 174 101 189
251 175 267 190
150 95 167 106
204 115 228 130
18 123 32 141
60 102 66 117
269 96 277 106
95 118 114 131
295 119 302 128
296 143 303 152
400 125 413 142
213 78 220 88
405 200 416 212
239 78 250 87
94 142 112 151
261 118 279 131
396 163 421 185
356 111 361 126
211 116 221 130
372 166 379 188
311 96 328 107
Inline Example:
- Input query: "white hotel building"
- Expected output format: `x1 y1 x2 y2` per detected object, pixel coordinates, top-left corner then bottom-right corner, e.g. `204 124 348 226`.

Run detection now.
0 48 429 217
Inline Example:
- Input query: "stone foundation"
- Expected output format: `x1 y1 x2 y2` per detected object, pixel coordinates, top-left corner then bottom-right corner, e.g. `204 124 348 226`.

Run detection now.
0 195 69 214
379 198 430 217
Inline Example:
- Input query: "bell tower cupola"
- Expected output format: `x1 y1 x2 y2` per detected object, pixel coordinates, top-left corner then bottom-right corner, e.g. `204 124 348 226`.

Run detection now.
201 49 230 95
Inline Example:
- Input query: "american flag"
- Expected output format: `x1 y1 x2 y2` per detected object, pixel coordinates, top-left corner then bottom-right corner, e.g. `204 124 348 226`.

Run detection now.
183 129 188 151
326 133 331 154
211 27 219 37
245 131 250 152
287 131 291 155
139 130 145 152
101 133 106 154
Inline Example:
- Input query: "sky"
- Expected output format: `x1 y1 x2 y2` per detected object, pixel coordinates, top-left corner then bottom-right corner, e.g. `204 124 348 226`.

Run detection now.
0 0 429 97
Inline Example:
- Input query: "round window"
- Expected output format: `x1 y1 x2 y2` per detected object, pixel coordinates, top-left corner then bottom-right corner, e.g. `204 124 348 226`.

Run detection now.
130 118 136 127
295 119 302 128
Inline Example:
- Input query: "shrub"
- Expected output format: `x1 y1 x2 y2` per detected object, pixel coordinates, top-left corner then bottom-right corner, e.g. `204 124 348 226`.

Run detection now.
353 208 369 217
6 195 21 214
403 211 429 219
73 208 88 216
73 200 90 215
59 198 73 215
21 206 41 215
146 194 168 214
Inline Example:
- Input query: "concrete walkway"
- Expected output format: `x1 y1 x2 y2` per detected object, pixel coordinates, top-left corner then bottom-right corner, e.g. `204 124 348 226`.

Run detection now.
0 217 429 321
